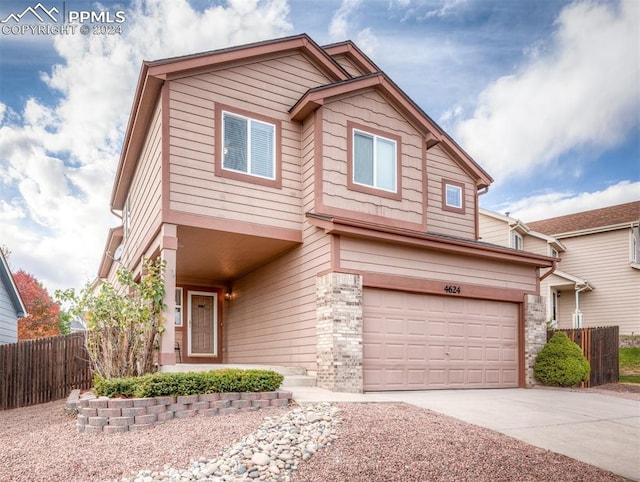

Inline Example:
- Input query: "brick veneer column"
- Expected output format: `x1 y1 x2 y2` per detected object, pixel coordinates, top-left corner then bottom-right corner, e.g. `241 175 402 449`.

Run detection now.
524 294 547 387
316 272 363 393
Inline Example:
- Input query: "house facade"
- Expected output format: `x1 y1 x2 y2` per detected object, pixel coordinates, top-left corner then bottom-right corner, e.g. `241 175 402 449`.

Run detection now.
528 202 640 336
0 250 26 344
479 202 640 336
98 34 553 392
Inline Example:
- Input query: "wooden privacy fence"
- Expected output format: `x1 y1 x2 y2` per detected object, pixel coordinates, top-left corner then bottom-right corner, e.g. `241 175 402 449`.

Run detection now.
0 333 92 410
548 326 619 387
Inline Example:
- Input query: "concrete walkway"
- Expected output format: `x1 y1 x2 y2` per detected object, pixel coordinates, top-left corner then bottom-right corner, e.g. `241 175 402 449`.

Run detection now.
289 387 640 481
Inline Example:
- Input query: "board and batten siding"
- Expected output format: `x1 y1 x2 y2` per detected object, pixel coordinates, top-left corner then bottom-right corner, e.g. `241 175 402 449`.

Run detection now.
115 98 163 282
168 53 333 232
0 281 18 344
320 91 425 226
340 237 537 292
555 229 639 335
426 145 476 238
223 223 332 371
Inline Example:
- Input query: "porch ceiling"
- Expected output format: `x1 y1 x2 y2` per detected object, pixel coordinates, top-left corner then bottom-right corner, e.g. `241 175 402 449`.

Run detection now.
175 226 299 282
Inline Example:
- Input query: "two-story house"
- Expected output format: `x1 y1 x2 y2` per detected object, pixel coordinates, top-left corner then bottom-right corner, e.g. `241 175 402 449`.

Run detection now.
0 249 27 345
479 202 640 336
528 201 640 336
97 34 553 392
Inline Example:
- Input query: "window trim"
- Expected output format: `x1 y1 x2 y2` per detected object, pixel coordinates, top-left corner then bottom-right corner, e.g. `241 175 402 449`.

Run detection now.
175 287 183 326
511 231 524 250
347 121 402 200
441 179 465 214
214 103 282 189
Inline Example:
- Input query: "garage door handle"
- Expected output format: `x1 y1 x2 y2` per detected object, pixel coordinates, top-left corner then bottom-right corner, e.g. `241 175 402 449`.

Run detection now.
445 352 450 355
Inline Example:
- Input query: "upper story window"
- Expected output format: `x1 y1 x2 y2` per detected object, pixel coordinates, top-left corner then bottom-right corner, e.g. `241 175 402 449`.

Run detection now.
511 231 524 250
441 179 465 214
550 247 559 258
631 226 640 265
214 104 282 189
353 129 396 192
445 184 462 209
347 121 401 200
222 111 275 179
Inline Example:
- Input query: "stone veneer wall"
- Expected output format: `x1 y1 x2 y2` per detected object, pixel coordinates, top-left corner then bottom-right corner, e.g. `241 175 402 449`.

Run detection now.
524 294 547 387
67 389 293 434
316 272 363 393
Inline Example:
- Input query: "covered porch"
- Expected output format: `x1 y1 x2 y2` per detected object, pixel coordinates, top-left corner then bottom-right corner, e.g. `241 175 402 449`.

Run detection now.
545 269 594 329
157 222 302 367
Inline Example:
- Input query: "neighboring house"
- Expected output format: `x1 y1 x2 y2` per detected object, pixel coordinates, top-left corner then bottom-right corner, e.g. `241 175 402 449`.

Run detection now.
97 34 553 392
0 249 27 344
479 202 640 335
528 202 640 336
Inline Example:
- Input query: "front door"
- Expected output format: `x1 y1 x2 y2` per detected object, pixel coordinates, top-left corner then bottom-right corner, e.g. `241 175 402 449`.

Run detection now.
188 291 218 357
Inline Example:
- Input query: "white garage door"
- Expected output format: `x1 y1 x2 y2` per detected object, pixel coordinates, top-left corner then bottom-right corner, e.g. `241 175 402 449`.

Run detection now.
363 289 519 391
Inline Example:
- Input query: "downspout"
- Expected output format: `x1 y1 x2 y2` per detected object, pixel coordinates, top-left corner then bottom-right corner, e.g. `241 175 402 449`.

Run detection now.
539 260 557 282
475 185 489 240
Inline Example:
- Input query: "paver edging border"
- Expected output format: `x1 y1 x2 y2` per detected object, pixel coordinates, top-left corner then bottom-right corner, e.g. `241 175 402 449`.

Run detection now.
66 389 293 434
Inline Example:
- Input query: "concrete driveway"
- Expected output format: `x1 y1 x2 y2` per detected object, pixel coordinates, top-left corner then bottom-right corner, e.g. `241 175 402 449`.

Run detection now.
290 387 640 480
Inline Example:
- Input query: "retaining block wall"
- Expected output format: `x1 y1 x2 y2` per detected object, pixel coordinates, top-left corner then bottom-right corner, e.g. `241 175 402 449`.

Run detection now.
67 389 293 434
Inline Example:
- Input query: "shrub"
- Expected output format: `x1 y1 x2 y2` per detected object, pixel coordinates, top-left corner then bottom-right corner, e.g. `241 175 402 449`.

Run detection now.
93 369 284 398
534 332 590 386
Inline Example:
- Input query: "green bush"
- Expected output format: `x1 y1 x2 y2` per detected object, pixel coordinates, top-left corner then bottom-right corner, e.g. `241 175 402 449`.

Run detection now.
93 369 284 398
534 332 590 386
93 374 137 398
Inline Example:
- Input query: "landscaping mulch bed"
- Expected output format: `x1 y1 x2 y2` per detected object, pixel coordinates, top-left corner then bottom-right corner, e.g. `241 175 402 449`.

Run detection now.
0 397 630 481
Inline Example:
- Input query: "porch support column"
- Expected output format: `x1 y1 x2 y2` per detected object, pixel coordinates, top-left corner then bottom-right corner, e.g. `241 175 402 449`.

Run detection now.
523 294 547 387
159 224 177 366
316 272 363 393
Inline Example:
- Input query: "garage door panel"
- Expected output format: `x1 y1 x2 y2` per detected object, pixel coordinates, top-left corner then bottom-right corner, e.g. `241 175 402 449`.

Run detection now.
363 289 519 391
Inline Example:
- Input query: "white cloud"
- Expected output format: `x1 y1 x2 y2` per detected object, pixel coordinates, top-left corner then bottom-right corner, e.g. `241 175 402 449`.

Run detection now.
329 0 378 55
454 0 639 185
422 0 467 19
0 0 292 294
491 181 640 222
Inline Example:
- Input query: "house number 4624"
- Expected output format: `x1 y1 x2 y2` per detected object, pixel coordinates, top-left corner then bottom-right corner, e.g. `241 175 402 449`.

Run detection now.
444 285 461 294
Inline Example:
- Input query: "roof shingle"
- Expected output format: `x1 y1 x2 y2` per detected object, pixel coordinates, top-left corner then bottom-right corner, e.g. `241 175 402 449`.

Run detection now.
527 201 640 235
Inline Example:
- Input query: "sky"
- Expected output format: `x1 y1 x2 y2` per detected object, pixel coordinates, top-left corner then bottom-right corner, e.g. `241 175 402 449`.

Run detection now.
0 0 638 295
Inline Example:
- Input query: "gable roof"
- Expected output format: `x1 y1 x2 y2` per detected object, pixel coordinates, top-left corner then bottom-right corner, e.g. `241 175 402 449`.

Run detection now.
0 250 27 318
479 208 566 251
111 34 350 210
111 33 494 211
528 201 640 237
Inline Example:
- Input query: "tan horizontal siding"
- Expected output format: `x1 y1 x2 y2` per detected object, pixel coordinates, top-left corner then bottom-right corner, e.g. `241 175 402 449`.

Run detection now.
523 236 548 257
479 214 509 246
320 91 425 225
427 145 476 238
120 100 163 272
301 115 316 212
224 223 331 371
330 54 366 77
549 230 639 334
341 237 537 292
167 52 333 233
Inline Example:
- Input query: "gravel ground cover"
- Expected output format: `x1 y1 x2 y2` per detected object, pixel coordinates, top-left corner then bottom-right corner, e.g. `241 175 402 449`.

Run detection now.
0 388 633 482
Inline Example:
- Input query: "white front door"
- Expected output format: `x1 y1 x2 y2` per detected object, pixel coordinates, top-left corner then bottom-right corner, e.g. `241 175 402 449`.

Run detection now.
188 291 218 357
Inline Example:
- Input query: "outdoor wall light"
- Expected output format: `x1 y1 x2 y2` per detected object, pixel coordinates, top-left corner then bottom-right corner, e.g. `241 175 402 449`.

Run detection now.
224 291 234 301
